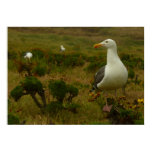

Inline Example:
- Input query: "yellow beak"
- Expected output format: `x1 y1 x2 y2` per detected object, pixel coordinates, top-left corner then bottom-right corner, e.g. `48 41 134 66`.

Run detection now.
94 43 103 48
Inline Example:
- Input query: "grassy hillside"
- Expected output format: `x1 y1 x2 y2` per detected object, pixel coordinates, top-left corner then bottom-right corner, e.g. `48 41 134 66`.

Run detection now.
8 27 144 125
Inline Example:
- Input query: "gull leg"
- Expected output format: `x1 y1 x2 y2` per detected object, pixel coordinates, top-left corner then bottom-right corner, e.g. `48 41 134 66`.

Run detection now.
103 98 112 112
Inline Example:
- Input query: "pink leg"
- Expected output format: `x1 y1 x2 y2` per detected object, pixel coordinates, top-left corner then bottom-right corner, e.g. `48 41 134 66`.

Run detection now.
103 99 113 112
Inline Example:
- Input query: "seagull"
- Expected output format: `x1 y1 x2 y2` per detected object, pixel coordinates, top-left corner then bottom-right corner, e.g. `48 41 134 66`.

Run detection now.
24 52 33 61
91 39 128 112
60 45 65 52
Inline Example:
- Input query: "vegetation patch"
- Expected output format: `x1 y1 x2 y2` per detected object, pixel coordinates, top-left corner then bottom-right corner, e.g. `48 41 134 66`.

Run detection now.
33 62 47 76
49 80 79 103
8 113 20 125
31 48 45 59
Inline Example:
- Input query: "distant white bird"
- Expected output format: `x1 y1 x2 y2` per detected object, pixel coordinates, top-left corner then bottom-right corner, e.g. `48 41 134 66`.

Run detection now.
24 52 33 61
60 45 65 52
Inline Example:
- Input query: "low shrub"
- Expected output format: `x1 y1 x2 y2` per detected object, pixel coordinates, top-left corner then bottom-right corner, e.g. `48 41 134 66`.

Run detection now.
64 55 84 67
128 68 135 79
49 80 67 102
33 62 47 76
31 48 44 59
8 114 20 124
66 84 79 102
121 54 144 70
48 52 85 67
21 76 43 94
48 80 79 103
48 52 65 66
11 85 24 101
11 76 46 109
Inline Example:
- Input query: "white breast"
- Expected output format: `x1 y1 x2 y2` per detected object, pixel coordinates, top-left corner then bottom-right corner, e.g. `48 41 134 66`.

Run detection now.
97 61 128 90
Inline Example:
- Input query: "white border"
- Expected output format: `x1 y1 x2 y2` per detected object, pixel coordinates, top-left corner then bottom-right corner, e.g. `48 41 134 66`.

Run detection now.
1 0 152 152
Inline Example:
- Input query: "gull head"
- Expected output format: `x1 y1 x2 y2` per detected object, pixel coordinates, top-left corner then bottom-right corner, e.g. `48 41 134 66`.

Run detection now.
94 39 117 49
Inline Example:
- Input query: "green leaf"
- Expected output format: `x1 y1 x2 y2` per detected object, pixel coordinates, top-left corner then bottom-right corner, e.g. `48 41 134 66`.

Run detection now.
11 85 24 101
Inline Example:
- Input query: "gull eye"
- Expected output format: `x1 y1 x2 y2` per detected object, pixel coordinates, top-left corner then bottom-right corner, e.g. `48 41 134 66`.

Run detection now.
105 41 108 43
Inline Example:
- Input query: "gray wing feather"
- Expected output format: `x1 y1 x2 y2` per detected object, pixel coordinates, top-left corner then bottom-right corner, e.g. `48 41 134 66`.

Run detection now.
93 65 105 89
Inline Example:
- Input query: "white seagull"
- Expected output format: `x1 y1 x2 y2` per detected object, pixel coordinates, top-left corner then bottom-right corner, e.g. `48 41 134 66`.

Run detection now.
60 45 65 52
92 39 128 112
24 52 33 61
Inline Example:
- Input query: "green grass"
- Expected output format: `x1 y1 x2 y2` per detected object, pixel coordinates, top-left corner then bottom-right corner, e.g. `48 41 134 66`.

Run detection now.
8 27 144 125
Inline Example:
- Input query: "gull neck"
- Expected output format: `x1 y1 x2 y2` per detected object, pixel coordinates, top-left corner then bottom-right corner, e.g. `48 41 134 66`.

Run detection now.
107 45 120 65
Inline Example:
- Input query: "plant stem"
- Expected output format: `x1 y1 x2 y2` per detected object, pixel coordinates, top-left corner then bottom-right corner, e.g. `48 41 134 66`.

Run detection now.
30 94 42 108
38 90 47 107
40 93 46 107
